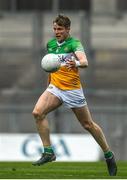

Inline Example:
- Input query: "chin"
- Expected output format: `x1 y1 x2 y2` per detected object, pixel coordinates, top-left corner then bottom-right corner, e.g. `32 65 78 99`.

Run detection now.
56 37 63 42
58 39 64 43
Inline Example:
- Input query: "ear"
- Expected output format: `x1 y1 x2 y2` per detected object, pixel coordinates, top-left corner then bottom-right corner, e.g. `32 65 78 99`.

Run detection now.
66 27 70 32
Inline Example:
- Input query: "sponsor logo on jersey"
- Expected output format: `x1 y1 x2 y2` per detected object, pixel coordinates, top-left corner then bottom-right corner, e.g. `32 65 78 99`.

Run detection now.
57 53 74 63
64 47 69 52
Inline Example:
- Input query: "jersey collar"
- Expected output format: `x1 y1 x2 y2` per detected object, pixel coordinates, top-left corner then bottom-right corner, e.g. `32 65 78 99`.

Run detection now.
56 36 72 47
57 41 65 47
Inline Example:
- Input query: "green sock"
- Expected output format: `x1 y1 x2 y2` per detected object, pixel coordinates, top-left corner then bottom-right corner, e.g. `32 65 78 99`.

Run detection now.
44 146 54 154
104 151 113 159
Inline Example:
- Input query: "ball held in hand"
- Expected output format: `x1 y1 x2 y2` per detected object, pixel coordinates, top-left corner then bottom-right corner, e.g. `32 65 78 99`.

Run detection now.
41 54 61 73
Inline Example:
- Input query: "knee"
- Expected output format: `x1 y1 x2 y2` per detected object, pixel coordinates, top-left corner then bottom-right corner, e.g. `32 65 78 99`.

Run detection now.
83 121 94 131
32 108 45 121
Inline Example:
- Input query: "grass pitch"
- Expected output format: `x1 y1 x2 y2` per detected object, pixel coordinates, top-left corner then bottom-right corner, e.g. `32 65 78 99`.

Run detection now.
0 161 126 179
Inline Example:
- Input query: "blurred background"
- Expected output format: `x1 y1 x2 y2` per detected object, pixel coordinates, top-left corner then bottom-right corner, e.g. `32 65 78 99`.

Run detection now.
0 0 127 161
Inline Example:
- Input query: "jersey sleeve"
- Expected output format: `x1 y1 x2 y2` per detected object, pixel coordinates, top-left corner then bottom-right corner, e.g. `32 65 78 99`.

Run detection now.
72 40 85 53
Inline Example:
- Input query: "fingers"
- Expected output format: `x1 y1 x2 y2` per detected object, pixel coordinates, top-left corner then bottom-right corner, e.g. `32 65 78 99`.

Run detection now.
66 59 76 69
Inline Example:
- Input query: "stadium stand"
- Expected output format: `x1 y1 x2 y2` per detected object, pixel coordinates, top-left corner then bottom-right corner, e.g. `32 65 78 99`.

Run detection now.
0 12 127 135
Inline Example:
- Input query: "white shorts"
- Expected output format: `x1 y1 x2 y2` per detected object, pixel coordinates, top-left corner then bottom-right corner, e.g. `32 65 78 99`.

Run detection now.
46 84 87 108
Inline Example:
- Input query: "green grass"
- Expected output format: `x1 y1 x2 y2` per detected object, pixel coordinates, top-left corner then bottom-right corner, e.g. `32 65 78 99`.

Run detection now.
0 161 126 179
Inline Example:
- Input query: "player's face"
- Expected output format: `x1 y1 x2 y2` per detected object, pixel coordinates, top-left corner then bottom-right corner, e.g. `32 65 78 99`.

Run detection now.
53 23 70 43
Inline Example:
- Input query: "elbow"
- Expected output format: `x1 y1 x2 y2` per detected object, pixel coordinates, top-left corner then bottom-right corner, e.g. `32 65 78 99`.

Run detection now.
85 62 88 67
81 58 88 68
78 56 88 68
79 62 88 68
82 61 88 68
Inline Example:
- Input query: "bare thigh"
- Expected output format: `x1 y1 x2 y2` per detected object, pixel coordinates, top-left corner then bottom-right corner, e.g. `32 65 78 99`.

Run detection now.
71 105 93 126
33 90 62 116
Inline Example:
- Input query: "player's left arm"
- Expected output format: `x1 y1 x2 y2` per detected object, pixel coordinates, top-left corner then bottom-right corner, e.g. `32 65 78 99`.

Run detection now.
75 51 88 68
66 40 88 69
66 51 88 69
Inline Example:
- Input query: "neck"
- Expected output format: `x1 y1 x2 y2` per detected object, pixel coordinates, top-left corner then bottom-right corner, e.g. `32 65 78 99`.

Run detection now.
58 35 70 43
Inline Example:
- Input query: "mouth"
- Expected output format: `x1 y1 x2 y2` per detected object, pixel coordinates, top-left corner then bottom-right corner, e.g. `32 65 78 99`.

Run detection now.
56 35 61 38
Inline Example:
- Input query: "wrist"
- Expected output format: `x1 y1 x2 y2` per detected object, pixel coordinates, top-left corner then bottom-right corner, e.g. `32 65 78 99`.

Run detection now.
75 60 81 67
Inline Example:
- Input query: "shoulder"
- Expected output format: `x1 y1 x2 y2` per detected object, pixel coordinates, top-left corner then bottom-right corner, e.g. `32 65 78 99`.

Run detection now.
70 37 84 52
68 37 81 43
69 37 83 47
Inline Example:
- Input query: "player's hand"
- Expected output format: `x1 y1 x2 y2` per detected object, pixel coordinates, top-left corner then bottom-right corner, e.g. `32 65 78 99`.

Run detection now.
66 59 76 71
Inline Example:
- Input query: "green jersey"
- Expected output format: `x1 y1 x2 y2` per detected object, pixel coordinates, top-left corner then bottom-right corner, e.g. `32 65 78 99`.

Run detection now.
46 37 85 90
